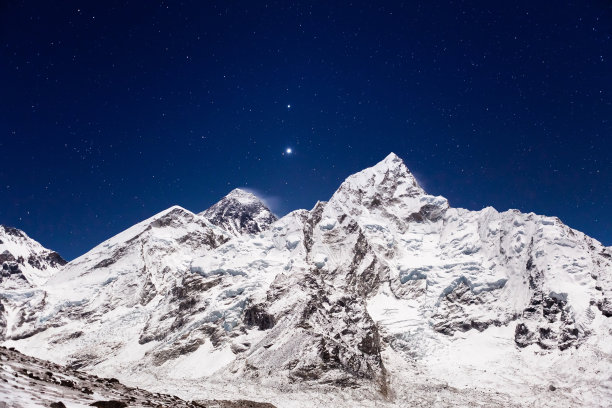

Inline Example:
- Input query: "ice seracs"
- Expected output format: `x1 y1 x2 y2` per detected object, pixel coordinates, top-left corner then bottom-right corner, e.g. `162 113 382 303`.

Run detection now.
1 153 611 408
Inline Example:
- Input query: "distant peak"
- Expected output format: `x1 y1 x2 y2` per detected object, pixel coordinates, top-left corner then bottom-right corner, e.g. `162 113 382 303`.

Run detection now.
227 188 257 198
221 188 266 206
0 225 27 239
201 188 277 236
146 205 196 228
0 224 66 287
228 188 249 195
154 205 191 218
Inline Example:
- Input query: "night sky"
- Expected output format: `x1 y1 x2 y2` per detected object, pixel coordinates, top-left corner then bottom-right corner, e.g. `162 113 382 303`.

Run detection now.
1 1 611 260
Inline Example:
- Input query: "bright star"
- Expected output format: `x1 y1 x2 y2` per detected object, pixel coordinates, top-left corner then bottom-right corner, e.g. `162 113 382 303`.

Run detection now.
286 148 292 154
287 104 291 109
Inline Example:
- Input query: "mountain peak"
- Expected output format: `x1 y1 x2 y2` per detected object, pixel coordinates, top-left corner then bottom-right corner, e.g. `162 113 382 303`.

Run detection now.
380 151 402 164
0 225 66 288
323 153 429 223
224 188 261 204
155 205 191 218
201 189 277 236
336 152 424 198
3 153 612 407
372 152 415 177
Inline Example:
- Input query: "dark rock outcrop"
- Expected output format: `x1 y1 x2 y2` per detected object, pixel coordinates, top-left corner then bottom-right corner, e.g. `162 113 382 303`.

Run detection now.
243 304 275 330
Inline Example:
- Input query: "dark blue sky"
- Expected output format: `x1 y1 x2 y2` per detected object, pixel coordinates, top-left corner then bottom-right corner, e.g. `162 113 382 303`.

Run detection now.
1 1 611 259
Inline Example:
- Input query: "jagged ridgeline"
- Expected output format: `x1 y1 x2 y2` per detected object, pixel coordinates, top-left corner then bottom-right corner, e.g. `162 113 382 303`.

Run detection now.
1 153 611 407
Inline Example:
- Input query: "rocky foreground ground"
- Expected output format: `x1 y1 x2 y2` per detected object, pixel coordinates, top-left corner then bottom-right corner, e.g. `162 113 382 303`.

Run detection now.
0 346 275 408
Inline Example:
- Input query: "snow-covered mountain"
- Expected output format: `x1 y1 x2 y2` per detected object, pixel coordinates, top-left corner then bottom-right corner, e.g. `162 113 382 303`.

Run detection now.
0 225 66 289
1 153 611 407
0 225 66 347
201 188 278 236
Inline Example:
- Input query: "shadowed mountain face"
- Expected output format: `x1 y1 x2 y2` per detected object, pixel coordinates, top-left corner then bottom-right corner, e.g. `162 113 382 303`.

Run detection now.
1 153 611 407
201 188 277 236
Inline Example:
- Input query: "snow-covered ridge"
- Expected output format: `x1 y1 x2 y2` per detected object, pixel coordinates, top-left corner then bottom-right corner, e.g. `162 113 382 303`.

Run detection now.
1 153 611 407
0 225 66 289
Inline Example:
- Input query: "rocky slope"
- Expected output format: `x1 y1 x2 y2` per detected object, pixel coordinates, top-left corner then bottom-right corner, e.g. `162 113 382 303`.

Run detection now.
0 345 276 408
1 153 611 407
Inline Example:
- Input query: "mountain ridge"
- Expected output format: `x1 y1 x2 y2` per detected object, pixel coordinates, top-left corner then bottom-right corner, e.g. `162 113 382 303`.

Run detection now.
0 225 66 289
1 153 610 407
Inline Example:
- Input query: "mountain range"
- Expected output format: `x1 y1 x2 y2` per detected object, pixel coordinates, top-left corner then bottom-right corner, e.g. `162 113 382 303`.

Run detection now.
1 153 610 407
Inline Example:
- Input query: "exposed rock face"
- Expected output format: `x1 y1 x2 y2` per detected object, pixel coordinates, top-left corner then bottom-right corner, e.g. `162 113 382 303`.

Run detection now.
1 153 611 407
431 279 511 335
201 188 278 236
243 304 275 330
598 298 612 317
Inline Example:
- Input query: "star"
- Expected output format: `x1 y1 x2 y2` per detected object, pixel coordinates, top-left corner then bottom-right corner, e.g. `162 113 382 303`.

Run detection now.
287 104 291 109
285 148 292 154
